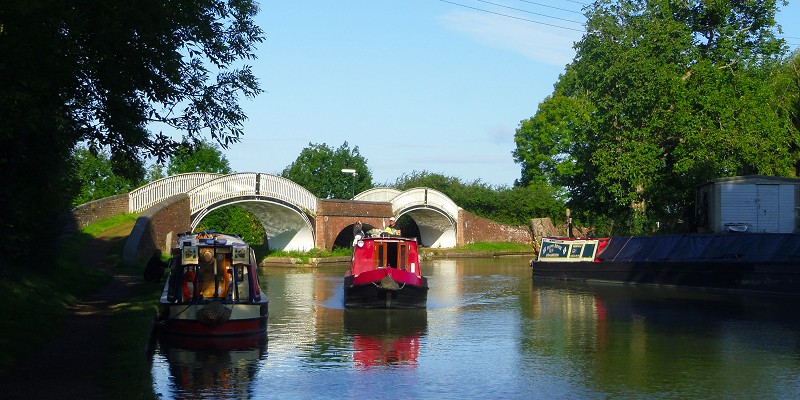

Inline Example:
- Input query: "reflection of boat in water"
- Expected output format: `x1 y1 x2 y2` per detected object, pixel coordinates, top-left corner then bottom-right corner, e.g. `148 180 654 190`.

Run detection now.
344 235 428 308
344 309 427 368
156 231 269 336
158 331 268 351
154 334 267 398
531 278 800 325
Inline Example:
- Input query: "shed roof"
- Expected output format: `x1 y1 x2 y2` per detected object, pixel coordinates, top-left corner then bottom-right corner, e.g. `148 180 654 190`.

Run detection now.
699 175 800 187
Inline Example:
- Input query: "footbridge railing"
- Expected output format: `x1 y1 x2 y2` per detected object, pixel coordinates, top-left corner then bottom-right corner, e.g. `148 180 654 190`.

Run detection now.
129 172 222 213
187 173 318 216
129 172 318 217
391 187 460 222
353 188 403 202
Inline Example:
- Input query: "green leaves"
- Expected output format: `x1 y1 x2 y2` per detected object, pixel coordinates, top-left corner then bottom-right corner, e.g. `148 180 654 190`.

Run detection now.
71 146 144 207
167 140 233 175
0 0 264 271
513 0 799 234
281 142 373 199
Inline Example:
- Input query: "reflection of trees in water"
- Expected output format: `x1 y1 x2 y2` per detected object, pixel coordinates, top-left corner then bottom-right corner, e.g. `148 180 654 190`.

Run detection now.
157 334 267 399
525 279 800 392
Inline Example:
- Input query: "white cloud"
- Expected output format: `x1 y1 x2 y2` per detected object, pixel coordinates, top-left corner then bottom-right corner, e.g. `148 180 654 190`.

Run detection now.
440 10 582 67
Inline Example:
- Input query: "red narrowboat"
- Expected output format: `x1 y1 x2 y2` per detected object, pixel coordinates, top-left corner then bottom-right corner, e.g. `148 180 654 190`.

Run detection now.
344 235 428 308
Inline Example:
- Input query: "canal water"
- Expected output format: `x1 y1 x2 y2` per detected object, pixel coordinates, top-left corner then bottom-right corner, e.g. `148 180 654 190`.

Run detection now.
151 257 800 399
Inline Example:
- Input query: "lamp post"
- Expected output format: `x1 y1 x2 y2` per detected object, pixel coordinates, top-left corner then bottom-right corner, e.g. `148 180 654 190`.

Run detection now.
341 168 357 199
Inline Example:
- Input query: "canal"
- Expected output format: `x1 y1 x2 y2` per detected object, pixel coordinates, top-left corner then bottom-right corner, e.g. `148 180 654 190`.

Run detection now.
151 257 800 399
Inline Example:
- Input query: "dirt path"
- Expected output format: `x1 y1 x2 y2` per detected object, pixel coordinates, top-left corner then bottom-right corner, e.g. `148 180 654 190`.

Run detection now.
0 223 137 400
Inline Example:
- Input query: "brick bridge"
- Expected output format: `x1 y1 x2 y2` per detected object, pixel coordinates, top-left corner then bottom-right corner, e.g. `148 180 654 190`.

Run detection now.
69 173 533 265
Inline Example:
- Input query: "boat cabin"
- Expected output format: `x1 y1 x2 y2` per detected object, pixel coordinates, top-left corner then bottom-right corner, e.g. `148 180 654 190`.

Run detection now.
167 232 262 303
352 237 421 276
537 237 609 262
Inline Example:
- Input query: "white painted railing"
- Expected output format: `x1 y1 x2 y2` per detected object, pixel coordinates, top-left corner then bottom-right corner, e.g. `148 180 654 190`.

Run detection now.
187 173 317 215
129 172 222 213
256 174 318 214
353 187 403 202
391 187 460 221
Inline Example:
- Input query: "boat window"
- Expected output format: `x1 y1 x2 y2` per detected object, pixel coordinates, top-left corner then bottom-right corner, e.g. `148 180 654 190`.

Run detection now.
569 244 584 258
372 241 412 269
375 243 386 268
233 264 250 301
196 250 233 299
386 242 399 268
581 243 597 258
399 244 408 270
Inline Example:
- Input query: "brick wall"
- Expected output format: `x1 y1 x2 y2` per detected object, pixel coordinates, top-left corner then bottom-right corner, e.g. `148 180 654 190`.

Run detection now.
458 210 533 245
123 194 191 265
70 194 129 228
315 199 392 250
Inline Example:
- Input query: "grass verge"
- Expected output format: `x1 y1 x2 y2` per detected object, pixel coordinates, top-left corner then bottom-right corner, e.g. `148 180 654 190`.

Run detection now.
261 246 352 264
422 241 535 257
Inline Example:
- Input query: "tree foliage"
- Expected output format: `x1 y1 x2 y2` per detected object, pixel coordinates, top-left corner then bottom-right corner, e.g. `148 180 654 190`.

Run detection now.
195 209 264 246
167 140 233 175
393 171 565 225
0 1 263 270
513 0 798 234
281 142 373 199
71 146 146 207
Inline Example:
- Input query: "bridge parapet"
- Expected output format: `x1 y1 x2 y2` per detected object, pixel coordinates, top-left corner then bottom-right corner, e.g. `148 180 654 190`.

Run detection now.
129 172 221 213
353 187 402 202
187 173 318 216
392 188 460 221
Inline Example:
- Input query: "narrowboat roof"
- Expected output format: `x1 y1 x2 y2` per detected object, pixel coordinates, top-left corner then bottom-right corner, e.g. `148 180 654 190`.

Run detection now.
177 231 249 248
359 236 418 242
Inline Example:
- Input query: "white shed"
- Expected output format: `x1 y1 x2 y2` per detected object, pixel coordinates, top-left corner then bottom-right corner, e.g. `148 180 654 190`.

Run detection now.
696 175 800 233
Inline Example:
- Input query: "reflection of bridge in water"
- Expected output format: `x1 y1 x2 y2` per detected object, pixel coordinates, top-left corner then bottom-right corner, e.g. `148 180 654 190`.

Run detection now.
128 173 474 250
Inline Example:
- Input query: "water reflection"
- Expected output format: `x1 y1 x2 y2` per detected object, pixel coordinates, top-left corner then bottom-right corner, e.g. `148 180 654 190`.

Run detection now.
152 334 267 399
149 259 800 399
527 279 800 398
344 309 427 369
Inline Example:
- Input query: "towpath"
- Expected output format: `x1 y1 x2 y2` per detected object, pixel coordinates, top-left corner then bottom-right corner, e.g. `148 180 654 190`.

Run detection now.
0 223 137 399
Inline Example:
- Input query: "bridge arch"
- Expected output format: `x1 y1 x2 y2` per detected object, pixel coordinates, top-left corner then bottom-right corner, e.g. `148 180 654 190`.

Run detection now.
355 187 460 248
192 197 315 251
186 173 317 251
130 172 318 251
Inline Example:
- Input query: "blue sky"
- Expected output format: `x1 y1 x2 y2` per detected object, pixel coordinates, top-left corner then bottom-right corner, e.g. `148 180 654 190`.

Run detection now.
220 0 800 187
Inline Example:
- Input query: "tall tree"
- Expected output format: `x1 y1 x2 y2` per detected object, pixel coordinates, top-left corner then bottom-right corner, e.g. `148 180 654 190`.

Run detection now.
282 142 373 199
513 0 797 234
0 1 263 270
774 49 800 156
